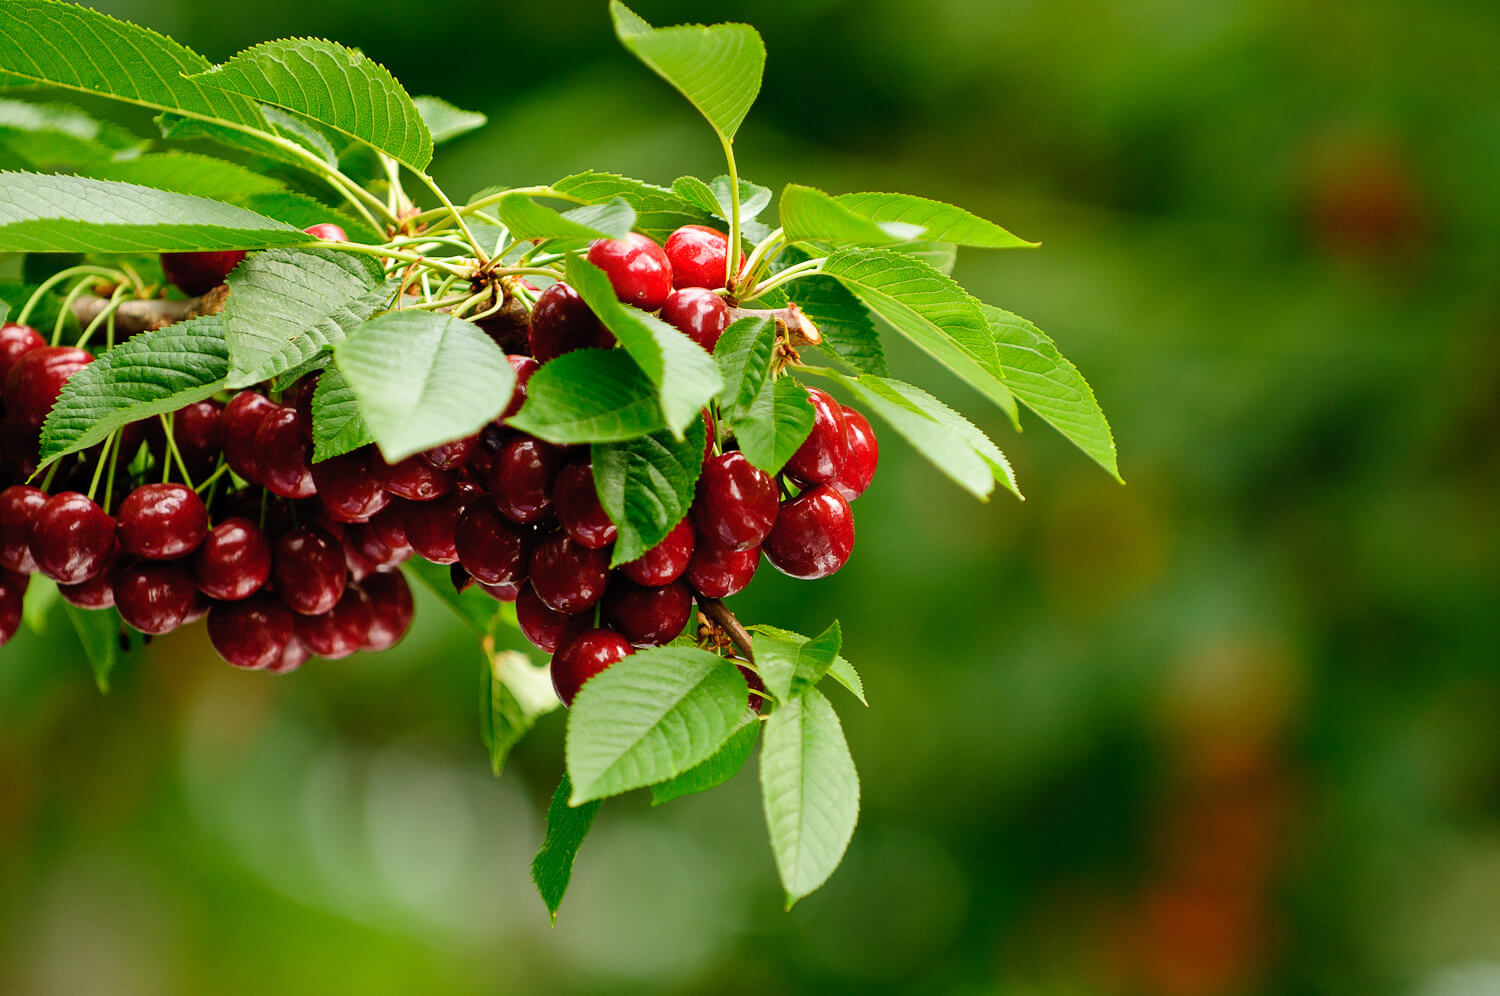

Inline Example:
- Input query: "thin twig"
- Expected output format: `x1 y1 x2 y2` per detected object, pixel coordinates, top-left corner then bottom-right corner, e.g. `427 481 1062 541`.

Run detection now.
697 597 755 661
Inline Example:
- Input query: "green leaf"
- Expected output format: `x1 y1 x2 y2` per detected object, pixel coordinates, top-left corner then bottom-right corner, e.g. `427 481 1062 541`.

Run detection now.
262 105 340 167
222 248 386 387
566 646 748 804
309 364 372 462
481 648 559 777
760 689 860 908
591 420 706 567
564 254 722 434
712 316 776 421
671 174 771 224
86 151 287 202
551 171 711 243
39 316 228 466
532 774 601 923
413 95 486 144
735 377 815 476
402 558 501 634
610 2 765 143
0 98 145 169
493 194 634 243
982 305 1122 481
897 240 959 276
835 191 1036 249
789 622 843 698
651 718 760 805
22 575 58 635
63 604 141 693
0 172 308 253
334 310 516 463
749 623 868 707
155 106 334 174
187 38 432 170
779 184 925 246
508 349 666 444
239 191 378 243
784 275 888 376
750 622 841 702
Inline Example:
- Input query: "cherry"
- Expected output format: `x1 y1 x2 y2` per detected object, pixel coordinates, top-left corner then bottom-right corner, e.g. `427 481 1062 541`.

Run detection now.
222 391 276 484
619 518 694 585
193 517 271 601
480 580 522 602
0 484 48 573
528 533 611 614
587 233 673 311
738 662 767 713
28 491 115 584
312 450 390 522
285 372 320 442
268 637 310 675
115 562 198 635
833 404 879 501
369 503 411 556
516 583 586 653
0 416 39 479
0 569 23 648
116 483 208 559
665 225 741 290
551 628 635 706
254 406 316 498
208 593 294 669
685 539 760 599
372 452 453 501
527 282 614 362
660 287 729 352
454 498 530 586
160 250 246 296
691 451 779 551
57 544 122 609
344 520 411 572
553 461 616 550
170 400 224 479
400 482 478 564
4 345 93 431
784 386 847 486
360 571 414 650
272 526 347 615
603 578 693 647
295 588 373 660
490 435 567 524
420 433 477 472
0 322 46 384
504 355 539 418
304 222 347 242
763 484 855 580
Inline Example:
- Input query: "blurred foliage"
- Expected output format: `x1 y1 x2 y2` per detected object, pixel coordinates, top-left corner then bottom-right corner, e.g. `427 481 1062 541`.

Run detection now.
3 1 1499 994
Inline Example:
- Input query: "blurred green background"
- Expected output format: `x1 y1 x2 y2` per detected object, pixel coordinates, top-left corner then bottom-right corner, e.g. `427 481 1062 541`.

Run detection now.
3 1 1499 993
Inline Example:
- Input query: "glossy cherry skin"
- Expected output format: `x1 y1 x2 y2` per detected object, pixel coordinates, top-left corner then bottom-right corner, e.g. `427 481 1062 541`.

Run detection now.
603 578 693 647
784 386 847 486
691 451 779 552
193 517 271 601
28 492 115 584
551 628 635 706
115 563 198 635
553 461 616 550
295 588 373 659
0 569 24 647
57 544 122 609
527 282 613 362
665 225 741 290
738 661 767 713
833 404 878 501
0 484 48 573
0 322 46 385
420 433 477 472
504 355 539 418
304 222 347 242
312 450 390 522
400 482 477 565
284 372 321 443
480 580 522 602
763 484 855 580
373 452 453 502
620 518 694 585
360 571 414 650
490 436 567 525
116 483 208 560
587 233 673 311
529 533 611 614
454 498 530 586
4 346 93 431
272 526 347 615
685 539 760 599
268 637 310 675
516 583 586 653
344 519 411 573
660 287 730 352
254 406 316 499
170 400 224 479
160 250 246 296
208 593 294 670
222 391 276 485
368 503 411 556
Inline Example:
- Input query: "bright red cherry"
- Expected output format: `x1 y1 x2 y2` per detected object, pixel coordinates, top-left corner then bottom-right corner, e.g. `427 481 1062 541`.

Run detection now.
553 461 616 550
360 571 413 650
665 225 741 289
490 435 567 524
504 355 539 418
603 578 693 647
28 491 115 584
304 222 347 242
587 233 673 311
296 588 373 659
0 569 24 648
784 387 847 486
0 484 48 573
372 452 453 502
685 539 760 599
115 563 198 635
454 498 530 586
253 406 316 498
312 450 390 522
551 628 635 706
170 400 223 479
420 433 477 472
833 405 879 501
272 526 347 615
516 583 586 653
116 483 208 560
208 593 294 669
4 345 92 431
527 282 613 362
619 518 694 586
222 391 275 485
160 250 246 296
691 451 779 552
193 517 271 601
528 533 611 614
0 322 46 384
660 287 729 352
763 484 855 580
57 544 122 609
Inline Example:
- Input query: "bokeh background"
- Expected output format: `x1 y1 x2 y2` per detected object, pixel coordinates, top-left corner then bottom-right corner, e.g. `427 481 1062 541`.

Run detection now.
3 1 1499 993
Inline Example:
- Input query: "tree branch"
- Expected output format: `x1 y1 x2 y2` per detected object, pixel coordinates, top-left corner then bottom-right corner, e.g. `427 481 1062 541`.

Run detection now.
70 286 228 335
728 302 822 346
697 597 755 661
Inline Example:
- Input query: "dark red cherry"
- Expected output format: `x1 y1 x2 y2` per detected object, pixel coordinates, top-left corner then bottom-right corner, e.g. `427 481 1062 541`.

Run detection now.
4 345 93 431
0 322 46 384
0 416 40 479
193 517 271 601
665 225 741 290
160 250 246 296
833 405 878 501
57 544 121 609
454 498 530 586
0 570 24 648
0 484 48 573
685 539 760 599
295 588 373 660
28 491 115 584
116 483 208 560
691 451 779 552
763 484 855 580
587 233 673 311
783 387 847 486
527 282 613 362
480 580 522 602
660 287 729 352
304 222 347 242
344 520 411 572
551 628 635 706
208 594 294 669
553 461 616 550
516 583 586 653
372 452 453 501
528 533 610 614
360 571 414 650
115 562 198 635
738 662 767 713
368 504 411 556
400 482 477 565
170 400 224 479
490 435 567 524
285 372 320 443
619 518 694 586
272 526 347 615
268 637 310 674
603 578 693 647
420 433 477 472
312 450 390 522
504 355 539 418
254 406 316 499
222 391 276 485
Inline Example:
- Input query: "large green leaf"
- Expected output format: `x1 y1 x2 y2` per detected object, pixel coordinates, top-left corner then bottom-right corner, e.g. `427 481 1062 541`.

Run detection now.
591 420 706 567
86 152 286 202
532 774 601 923
750 624 867 706
610 3 765 143
413 96 486 144
334 311 516 462
551 171 711 242
39 316 228 466
784 274 888 376
734 376 815 476
493 194 634 243
481 648 559 778
566 646 749 804
671 174 771 225
651 718 760 805
779 184 924 246
749 622 842 704
760 689 860 907
187 38 432 170
0 98 145 169
839 190 1036 248
712 316 776 421
63 604 142 694
508 349 666 444
308 363 372 462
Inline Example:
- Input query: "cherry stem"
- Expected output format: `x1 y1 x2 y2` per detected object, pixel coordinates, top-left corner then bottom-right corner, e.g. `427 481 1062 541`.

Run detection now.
159 413 196 489
727 303 822 346
697 597 754 661
86 431 117 502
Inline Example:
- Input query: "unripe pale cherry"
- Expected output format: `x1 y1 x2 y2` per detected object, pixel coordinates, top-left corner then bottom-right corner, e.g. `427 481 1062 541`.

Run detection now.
783 386 847 486
660 287 730 352
587 233 673 311
116 483 208 560
763 484 855 580
551 628 635 706
691 451 779 552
